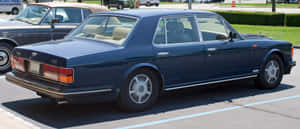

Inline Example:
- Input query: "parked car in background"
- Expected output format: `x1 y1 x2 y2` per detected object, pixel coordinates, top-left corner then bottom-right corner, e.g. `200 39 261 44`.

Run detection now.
6 9 296 112
0 0 23 15
139 0 159 7
0 2 107 72
105 0 159 9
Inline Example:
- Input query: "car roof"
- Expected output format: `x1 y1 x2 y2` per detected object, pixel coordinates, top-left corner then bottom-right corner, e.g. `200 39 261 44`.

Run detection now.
92 9 216 18
31 2 107 13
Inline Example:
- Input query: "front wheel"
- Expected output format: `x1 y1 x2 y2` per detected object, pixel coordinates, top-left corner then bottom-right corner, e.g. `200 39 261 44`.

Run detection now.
0 43 14 72
118 69 160 112
255 54 283 89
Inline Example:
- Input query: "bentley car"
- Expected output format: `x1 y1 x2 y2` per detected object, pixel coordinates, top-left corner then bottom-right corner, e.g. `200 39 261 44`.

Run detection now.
6 10 296 112
0 2 107 72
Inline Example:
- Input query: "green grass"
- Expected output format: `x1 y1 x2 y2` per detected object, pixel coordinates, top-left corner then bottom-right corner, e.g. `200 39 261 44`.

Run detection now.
84 0 101 4
232 24 300 45
220 3 299 8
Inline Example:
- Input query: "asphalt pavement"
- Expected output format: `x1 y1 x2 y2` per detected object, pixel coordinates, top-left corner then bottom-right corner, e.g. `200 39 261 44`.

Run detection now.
0 13 299 129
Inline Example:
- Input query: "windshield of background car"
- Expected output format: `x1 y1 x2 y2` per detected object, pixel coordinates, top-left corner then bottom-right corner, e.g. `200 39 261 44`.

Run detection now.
14 5 49 24
69 15 137 45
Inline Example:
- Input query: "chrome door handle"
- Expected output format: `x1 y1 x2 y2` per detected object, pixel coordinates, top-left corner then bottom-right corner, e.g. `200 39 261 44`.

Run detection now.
207 48 217 51
157 52 169 56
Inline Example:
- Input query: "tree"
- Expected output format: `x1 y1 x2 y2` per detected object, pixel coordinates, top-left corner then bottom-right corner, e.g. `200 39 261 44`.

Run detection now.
272 0 276 12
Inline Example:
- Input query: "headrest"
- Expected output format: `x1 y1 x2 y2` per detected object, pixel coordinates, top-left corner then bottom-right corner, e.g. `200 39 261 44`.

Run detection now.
166 21 184 33
113 27 131 40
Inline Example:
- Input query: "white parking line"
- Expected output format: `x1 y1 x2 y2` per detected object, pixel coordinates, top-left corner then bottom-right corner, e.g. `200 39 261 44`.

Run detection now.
0 107 40 129
115 95 300 129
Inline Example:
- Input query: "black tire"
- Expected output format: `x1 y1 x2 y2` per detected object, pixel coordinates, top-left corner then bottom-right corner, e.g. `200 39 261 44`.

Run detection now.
0 42 14 72
255 54 283 90
155 3 159 7
11 8 19 15
117 69 160 112
107 5 111 9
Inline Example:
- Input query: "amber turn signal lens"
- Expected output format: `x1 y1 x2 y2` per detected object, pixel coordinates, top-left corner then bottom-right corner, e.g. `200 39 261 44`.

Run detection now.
59 75 73 83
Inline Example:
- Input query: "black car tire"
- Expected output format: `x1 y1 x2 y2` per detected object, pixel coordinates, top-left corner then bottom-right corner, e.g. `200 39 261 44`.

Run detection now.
107 5 111 9
0 42 14 72
155 3 159 6
12 8 19 15
255 54 283 90
118 69 160 112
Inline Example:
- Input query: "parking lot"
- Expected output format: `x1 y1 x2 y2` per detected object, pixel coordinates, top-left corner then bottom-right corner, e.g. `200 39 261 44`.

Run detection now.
0 13 299 129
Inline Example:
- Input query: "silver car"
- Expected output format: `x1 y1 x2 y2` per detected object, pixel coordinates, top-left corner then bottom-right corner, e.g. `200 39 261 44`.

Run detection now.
0 0 23 15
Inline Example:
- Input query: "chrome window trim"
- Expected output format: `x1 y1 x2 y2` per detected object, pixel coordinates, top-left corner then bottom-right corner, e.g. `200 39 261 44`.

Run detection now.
194 15 204 42
164 75 258 91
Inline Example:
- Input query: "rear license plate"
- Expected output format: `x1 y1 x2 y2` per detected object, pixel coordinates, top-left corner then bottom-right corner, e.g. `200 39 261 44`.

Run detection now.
29 61 40 74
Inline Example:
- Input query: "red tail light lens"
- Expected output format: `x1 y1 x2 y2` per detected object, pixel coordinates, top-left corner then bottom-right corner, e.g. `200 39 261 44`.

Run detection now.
11 56 25 72
291 47 294 57
43 64 73 84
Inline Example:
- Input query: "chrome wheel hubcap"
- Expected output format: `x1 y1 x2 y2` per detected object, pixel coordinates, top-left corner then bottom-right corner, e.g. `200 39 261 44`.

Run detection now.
264 60 280 84
0 51 9 66
129 74 152 104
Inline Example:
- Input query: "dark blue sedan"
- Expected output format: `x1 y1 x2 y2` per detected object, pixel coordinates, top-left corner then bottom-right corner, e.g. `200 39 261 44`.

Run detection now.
6 9 296 111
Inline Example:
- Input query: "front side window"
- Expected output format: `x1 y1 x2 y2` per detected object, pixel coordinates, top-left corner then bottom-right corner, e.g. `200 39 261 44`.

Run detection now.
69 15 137 45
153 16 199 45
42 8 83 24
197 15 230 41
14 5 49 24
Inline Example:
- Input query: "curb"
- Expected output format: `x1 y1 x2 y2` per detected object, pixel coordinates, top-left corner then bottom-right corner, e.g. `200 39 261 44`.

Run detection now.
294 46 300 49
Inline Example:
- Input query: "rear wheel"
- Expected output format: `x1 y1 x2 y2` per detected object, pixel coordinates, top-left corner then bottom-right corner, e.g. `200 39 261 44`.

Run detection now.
11 8 19 15
255 54 283 89
118 69 160 112
0 42 14 72
155 3 159 6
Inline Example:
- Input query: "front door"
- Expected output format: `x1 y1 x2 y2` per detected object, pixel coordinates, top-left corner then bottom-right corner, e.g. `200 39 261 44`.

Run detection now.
196 14 253 79
153 16 206 87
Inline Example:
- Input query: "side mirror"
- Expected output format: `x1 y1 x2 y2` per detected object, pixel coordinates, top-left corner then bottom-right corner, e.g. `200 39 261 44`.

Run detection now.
229 31 237 42
49 18 59 30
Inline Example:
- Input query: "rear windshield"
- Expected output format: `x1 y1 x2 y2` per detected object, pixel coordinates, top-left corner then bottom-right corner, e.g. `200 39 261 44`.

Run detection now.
69 15 138 46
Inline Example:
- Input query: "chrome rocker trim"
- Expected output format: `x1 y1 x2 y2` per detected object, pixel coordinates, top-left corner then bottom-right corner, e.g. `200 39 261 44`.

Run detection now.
164 75 258 91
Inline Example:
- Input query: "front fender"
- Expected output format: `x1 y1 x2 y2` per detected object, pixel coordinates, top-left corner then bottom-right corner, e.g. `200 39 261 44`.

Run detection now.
0 37 19 46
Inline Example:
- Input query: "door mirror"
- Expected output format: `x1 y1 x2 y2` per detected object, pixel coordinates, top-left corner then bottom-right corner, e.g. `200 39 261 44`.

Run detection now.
229 31 237 42
49 18 59 30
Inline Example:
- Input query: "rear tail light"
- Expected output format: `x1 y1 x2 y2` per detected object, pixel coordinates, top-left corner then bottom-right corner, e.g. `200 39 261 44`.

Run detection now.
11 56 25 72
43 64 73 84
291 46 294 57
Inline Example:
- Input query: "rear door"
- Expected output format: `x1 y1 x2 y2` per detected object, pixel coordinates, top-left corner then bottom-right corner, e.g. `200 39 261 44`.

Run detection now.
153 15 206 87
196 14 254 79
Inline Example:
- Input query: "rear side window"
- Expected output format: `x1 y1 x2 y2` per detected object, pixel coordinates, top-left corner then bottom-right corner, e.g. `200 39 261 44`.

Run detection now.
56 8 82 23
153 16 200 45
197 15 230 41
83 9 92 19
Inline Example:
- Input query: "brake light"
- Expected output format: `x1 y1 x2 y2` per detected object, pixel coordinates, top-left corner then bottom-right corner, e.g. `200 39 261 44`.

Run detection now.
11 56 25 72
291 47 294 57
43 64 73 84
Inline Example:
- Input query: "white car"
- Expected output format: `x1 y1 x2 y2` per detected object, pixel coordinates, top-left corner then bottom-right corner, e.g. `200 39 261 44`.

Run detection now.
0 0 23 15
139 0 159 7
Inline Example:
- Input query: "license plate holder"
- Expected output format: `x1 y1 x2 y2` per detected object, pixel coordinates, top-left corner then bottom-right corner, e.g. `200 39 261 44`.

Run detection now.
29 61 40 74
